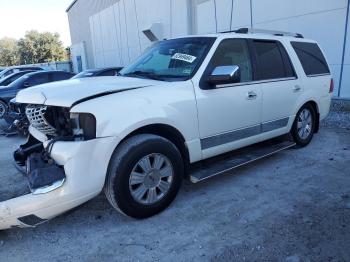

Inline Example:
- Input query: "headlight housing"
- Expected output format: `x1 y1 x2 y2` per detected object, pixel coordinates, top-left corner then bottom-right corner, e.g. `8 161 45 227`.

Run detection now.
70 113 96 140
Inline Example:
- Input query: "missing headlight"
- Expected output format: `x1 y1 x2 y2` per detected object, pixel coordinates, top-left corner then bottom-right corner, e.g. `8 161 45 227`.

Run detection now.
70 113 96 140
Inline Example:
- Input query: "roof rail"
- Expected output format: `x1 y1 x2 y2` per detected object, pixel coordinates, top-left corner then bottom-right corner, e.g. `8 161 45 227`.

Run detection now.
221 28 304 38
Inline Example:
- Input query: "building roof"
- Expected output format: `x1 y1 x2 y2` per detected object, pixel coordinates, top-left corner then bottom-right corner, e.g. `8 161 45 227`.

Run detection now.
66 0 78 12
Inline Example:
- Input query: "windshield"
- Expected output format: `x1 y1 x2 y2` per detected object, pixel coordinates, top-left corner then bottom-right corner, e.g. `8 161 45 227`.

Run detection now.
120 37 216 81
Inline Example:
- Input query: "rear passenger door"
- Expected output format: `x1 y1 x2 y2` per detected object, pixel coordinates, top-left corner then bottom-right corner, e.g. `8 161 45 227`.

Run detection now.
252 40 300 138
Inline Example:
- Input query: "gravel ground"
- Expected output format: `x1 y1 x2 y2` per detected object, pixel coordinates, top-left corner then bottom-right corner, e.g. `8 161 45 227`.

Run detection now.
0 103 349 262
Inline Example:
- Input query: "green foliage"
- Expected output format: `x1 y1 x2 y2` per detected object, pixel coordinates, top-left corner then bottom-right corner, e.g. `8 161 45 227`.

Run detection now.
0 31 68 66
0 38 20 66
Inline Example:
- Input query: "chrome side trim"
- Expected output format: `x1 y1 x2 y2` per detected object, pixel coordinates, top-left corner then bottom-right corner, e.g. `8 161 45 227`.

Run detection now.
307 73 331 78
31 178 66 195
201 117 289 149
216 77 297 89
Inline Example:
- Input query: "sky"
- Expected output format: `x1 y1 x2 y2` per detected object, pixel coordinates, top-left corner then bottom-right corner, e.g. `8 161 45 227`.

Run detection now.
0 0 72 46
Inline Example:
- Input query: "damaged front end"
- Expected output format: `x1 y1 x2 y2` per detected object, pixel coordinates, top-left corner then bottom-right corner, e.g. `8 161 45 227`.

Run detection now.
0 104 118 230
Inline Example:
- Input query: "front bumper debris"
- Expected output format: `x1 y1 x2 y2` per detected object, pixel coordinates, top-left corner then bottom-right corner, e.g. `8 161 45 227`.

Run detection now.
0 134 120 230
27 153 66 194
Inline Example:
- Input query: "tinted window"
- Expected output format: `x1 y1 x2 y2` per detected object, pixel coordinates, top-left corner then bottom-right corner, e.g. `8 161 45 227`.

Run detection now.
20 67 42 71
254 41 290 80
209 39 253 82
1 72 25 86
99 70 118 76
51 72 73 81
26 74 49 87
291 42 330 76
4 69 15 77
279 44 296 78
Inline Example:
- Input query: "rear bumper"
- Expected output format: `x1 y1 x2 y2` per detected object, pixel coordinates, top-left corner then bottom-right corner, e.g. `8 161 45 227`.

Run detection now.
0 136 119 230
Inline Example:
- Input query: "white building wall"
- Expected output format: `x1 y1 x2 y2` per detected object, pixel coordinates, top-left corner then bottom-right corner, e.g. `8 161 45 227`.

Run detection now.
252 0 348 97
89 0 192 68
83 0 350 98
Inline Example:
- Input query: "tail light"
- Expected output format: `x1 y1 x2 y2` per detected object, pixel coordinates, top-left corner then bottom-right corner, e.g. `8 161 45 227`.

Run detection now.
329 78 334 93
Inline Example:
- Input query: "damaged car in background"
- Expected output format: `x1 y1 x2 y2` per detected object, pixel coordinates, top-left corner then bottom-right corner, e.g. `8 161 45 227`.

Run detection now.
0 28 333 230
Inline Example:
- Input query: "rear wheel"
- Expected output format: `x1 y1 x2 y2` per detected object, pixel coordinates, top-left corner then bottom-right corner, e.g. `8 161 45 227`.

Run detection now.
105 134 183 219
291 104 316 147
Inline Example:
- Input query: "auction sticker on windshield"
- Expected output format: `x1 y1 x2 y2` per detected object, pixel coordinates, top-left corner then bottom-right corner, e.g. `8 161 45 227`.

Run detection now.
172 53 197 63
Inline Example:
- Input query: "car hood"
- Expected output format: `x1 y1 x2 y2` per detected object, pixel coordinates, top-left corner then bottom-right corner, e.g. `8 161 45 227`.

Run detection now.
15 76 158 107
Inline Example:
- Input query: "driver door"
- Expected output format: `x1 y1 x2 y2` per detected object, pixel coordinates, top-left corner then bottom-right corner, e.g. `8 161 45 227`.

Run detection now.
193 38 263 159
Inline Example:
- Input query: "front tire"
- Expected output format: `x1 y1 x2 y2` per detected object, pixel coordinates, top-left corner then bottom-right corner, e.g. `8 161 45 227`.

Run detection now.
105 134 183 219
0 100 7 119
291 104 316 147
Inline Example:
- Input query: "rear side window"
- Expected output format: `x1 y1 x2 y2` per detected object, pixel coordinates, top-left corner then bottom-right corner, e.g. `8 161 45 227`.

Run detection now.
51 72 72 81
291 42 330 76
27 74 49 86
253 40 295 80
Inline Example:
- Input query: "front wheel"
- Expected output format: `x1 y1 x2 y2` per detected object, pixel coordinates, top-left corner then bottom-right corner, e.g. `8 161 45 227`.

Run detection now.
104 134 183 219
0 100 7 119
291 104 316 147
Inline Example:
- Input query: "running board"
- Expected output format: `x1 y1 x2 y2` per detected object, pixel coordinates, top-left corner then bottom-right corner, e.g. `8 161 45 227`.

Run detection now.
190 138 296 183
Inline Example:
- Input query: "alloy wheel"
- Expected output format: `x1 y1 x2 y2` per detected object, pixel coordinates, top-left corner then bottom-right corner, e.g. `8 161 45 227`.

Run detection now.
297 108 313 140
129 153 174 205
0 102 6 118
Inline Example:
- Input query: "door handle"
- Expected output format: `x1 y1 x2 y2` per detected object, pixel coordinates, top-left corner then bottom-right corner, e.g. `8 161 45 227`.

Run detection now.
247 91 257 100
293 85 302 92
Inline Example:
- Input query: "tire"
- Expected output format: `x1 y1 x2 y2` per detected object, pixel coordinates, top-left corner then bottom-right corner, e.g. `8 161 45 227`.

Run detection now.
104 134 184 219
0 100 7 119
291 104 316 147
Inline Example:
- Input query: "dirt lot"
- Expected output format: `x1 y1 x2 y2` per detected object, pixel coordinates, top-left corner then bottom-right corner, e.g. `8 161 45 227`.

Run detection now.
0 107 349 262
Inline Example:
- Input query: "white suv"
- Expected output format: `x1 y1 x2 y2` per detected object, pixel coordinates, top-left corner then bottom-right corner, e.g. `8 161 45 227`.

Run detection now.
1 29 333 229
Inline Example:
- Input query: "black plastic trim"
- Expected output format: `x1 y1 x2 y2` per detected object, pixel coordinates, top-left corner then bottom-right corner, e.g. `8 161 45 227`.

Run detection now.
18 215 48 227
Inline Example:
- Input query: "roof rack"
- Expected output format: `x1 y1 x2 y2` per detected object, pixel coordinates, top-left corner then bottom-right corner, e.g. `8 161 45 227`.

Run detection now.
222 28 304 38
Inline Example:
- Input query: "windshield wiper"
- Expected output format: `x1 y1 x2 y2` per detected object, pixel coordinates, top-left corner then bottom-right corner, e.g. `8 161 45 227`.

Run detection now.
122 71 165 81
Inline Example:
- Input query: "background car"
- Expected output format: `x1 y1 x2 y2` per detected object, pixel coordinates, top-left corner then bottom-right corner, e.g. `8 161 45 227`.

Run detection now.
0 66 45 79
0 70 36 86
0 70 74 118
72 67 123 79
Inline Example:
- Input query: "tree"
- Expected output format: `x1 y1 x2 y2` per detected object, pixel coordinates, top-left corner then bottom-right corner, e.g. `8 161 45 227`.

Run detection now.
0 38 20 66
17 31 67 64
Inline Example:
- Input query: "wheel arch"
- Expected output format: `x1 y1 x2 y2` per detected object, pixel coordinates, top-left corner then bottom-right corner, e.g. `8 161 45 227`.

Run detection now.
296 100 320 133
305 100 320 133
121 123 190 176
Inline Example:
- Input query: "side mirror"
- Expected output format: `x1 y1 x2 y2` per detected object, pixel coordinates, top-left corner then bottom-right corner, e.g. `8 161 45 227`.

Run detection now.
207 65 241 86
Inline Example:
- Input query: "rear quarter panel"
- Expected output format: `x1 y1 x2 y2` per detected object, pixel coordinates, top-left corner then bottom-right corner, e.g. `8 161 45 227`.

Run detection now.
282 38 332 121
